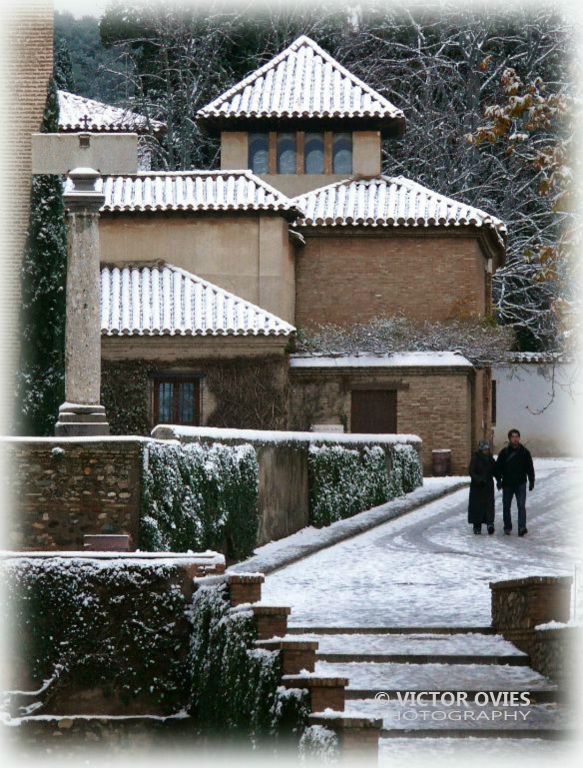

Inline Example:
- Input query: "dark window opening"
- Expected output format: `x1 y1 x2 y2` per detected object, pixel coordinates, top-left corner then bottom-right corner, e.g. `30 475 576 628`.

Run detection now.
305 132 325 174
153 375 201 426
277 133 297 174
333 132 352 174
248 133 269 174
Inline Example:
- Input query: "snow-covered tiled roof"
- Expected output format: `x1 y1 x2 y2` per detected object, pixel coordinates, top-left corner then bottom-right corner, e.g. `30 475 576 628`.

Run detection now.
58 90 165 133
99 170 298 216
291 176 506 243
101 263 295 338
289 352 473 368
197 35 404 127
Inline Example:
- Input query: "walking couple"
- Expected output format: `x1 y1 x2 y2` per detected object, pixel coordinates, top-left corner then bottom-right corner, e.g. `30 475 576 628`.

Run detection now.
468 429 535 536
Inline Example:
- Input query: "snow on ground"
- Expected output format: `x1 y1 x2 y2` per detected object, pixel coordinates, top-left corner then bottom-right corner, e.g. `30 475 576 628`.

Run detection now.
289 632 527 656
262 459 582 627
313 661 552 691
229 476 468 575
379 736 579 767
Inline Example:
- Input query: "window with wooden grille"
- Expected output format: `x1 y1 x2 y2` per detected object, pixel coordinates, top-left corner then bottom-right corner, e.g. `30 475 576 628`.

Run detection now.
153 375 201 426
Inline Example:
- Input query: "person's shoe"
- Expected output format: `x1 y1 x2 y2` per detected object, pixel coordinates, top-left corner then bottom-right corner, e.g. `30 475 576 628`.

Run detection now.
487 525 495 535
503 528 512 535
518 528 528 537
473 525 482 534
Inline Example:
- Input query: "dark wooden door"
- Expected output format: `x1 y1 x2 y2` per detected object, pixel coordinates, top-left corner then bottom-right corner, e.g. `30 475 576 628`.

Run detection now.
351 390 397 433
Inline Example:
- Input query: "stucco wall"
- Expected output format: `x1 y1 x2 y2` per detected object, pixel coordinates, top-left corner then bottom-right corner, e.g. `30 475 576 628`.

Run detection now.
99 212 296 323
289 367 474 474
492 362 578 456
295 231 488 328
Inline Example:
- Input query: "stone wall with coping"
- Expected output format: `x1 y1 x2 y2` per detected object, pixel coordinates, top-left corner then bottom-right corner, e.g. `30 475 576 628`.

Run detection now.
2 438 146 550
490 575 574 683
153 425 422 546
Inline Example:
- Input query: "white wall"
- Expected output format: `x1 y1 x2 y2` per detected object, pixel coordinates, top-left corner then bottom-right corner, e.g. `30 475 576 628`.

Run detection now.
492 362 581 456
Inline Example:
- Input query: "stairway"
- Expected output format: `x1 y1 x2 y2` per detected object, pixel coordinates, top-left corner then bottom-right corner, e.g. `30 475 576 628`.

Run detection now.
286 624 572 755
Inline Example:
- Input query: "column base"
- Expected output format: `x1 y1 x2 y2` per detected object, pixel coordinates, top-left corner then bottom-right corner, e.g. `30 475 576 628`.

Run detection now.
55 403 110 436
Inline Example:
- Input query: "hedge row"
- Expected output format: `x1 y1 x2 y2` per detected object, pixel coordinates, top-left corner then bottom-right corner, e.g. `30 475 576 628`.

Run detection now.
2 558 191 716
308 443 422 527
140 442 259 560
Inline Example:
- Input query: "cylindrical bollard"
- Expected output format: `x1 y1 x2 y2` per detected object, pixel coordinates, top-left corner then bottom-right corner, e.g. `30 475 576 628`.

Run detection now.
432 449 452 476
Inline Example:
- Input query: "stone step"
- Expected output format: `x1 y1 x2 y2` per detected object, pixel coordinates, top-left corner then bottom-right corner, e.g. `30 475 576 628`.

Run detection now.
317 653 529 665
314 661 555 693
379 736 574 762
287 625 496 635
344 698 571 737
288 632 527 658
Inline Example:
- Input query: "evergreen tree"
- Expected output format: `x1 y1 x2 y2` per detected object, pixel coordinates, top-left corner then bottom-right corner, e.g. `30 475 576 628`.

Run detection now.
16 78 67 436
54 37 76 91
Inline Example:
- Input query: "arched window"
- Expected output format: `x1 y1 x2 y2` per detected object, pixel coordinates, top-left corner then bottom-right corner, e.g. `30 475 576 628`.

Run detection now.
248 133 269 174
277 133 297 174
304 133 325 174
333 132 352 174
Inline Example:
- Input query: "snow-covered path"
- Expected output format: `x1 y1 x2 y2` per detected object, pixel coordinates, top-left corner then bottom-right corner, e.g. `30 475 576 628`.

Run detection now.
263 459 582 627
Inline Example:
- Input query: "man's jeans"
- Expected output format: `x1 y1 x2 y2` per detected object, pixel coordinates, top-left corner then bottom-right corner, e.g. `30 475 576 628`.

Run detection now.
502 483 527 531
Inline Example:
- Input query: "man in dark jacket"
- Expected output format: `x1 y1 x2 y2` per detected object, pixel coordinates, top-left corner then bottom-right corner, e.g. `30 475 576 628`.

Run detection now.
495 428 535 536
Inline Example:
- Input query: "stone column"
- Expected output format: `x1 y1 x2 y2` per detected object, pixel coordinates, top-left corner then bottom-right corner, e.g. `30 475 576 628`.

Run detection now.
55 168 109 436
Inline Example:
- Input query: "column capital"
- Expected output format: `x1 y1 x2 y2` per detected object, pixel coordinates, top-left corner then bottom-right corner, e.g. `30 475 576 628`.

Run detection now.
63 167 105 214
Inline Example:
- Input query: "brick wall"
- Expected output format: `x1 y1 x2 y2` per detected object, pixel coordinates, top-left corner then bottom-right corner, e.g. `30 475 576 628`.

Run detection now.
0 4 53 433
3 438 145 550
295 230 488 329
289 367 473 474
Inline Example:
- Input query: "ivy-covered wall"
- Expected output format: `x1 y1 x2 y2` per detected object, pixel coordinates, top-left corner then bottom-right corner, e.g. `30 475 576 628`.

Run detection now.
101 356 289 436
308 442 423 526
2 559 310 752
2 556 195 717
141 441 259 560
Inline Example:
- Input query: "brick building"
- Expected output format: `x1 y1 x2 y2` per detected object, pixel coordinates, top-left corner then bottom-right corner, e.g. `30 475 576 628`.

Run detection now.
67 35 506 472
0 3 54 433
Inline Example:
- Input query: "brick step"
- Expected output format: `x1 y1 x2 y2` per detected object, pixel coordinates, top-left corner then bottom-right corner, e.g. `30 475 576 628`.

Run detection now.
287 626 496 635
281 674 348 712
317 652 530 666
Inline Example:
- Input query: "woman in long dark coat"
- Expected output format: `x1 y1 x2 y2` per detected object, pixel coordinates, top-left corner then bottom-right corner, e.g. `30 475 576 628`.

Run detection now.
468 440 499 535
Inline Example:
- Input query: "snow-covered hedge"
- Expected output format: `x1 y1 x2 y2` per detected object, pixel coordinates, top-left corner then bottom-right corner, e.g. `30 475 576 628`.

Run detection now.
309 442 422 527
141 441 259 559
2 557 192 716
188 581 310 744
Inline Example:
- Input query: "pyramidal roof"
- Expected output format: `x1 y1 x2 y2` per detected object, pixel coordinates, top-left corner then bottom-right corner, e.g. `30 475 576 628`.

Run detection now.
58 90 165 134
197 35 404 131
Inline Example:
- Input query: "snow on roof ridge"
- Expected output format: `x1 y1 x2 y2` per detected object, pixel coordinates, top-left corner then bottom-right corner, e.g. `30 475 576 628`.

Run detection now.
197 34 403 120
58 89 165 132
101 262 296 338
291 174 506 235
100 169 298 214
